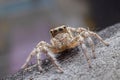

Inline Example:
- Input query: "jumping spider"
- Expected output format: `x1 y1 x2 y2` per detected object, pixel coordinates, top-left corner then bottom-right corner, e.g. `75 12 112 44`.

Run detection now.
21 25 109 73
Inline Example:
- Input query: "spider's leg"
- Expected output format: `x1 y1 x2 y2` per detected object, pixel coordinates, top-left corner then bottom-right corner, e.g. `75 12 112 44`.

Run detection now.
46 50 63 73
36 53 43 72
21 49 36 70
87 37 96 59
73 35 92 68
81 43 92 68
89 31 109 46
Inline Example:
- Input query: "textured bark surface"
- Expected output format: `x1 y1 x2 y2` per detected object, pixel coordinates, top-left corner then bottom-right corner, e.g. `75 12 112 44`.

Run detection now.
4 23 120 80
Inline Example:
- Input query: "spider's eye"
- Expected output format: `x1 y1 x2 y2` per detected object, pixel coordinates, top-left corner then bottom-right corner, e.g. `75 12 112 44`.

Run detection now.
64 26 66 28
54 30 57 34
59 28 63 31
50 31 53 33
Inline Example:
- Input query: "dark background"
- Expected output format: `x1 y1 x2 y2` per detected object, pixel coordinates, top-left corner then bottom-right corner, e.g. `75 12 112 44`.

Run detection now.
90 0 120 30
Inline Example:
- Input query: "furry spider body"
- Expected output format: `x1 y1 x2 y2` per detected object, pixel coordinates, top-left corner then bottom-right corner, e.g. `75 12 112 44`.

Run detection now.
21 25 109 73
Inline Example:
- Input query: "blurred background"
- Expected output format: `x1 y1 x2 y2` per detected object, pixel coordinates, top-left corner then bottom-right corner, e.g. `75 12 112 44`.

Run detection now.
0 0 120 78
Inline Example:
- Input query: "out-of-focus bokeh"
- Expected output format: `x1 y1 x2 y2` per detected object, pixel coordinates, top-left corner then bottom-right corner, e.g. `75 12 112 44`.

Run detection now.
0 0 120 77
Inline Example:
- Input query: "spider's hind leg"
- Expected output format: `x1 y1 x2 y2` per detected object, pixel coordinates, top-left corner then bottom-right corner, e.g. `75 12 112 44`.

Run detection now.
89 31 109 46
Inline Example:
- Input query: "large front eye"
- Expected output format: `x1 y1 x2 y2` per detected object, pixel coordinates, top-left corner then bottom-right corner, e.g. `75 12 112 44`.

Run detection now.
50 30 53 33
54 30 57 34
59 28 63 31
63 26 66 29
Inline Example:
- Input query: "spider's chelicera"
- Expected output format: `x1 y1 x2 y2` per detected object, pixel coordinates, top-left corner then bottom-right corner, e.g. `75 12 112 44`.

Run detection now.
21 25 109 73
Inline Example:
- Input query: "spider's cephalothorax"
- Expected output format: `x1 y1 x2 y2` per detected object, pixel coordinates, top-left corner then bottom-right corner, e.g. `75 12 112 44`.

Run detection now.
21 25 109 73
49 25 79 53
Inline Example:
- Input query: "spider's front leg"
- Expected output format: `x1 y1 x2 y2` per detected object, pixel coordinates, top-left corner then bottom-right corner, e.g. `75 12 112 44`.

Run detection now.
39 41 63 73
36 51 43 72
45 50 63 73
21 48 43 72
21 41 63 73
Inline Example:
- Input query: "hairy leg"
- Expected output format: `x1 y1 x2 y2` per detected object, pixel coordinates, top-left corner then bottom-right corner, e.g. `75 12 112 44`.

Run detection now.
87 37 96 59
72 34 92 68
81 43 92 68
21 53 33 69
89 31 109 46
36 53 43 72
46 51 63 73
21 48 39 69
